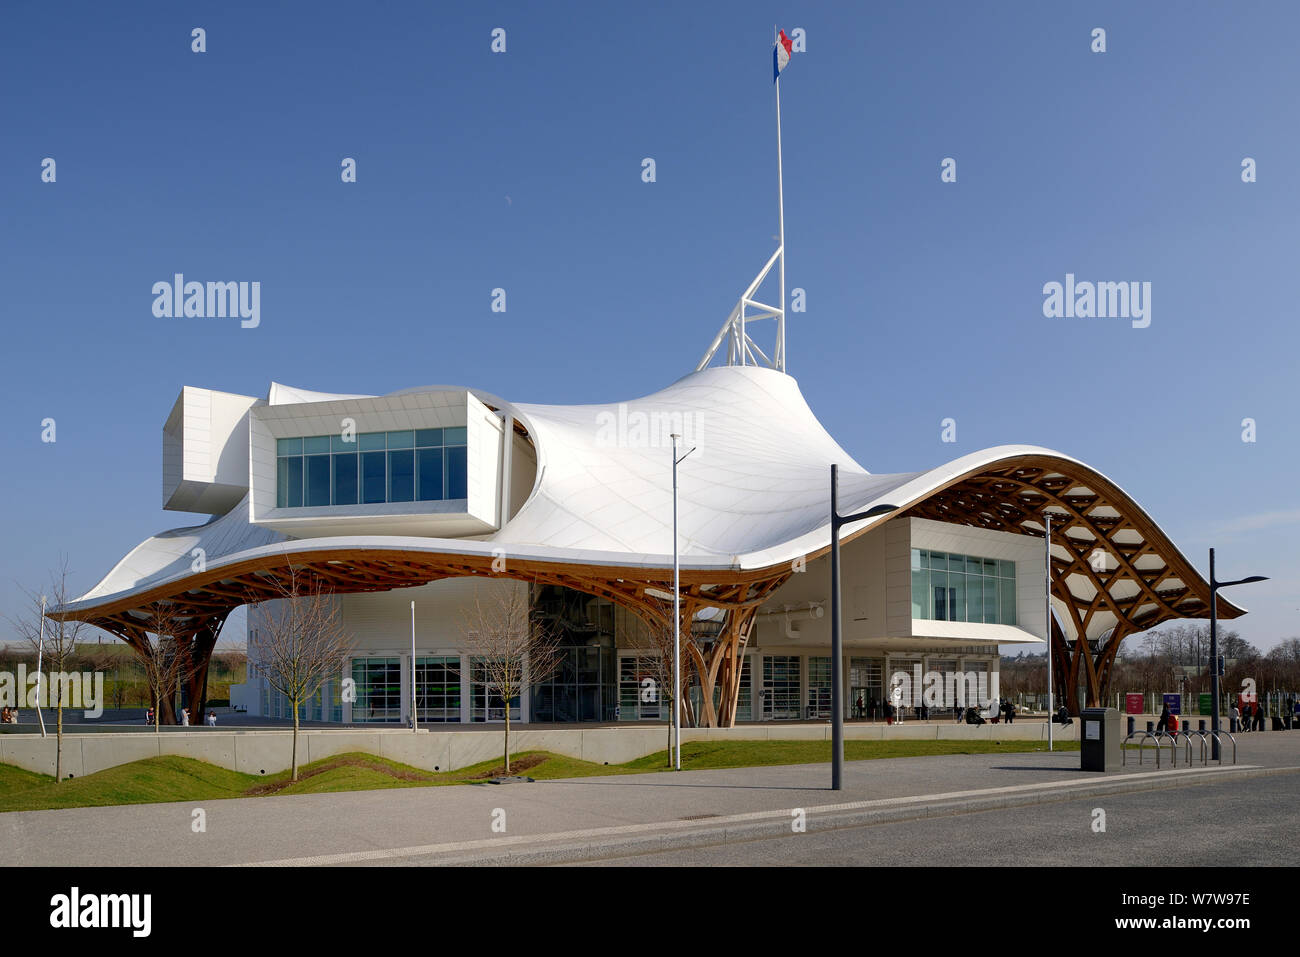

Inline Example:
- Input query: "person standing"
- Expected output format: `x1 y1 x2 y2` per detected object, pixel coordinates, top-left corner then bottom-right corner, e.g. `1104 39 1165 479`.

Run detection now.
180 707 190 727
1156 702 1170 734
1230 703 1240 733
206 710 217 727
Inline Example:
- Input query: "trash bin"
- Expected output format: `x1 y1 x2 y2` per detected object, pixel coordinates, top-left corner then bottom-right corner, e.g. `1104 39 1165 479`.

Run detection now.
1080 707 1121 772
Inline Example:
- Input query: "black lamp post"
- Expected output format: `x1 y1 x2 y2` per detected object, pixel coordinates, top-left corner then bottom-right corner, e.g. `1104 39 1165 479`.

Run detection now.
1208 547 1267 759
830 464 897 790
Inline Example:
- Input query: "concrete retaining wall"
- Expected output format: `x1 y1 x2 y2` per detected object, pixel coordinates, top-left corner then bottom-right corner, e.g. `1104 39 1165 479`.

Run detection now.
0 721 1079 779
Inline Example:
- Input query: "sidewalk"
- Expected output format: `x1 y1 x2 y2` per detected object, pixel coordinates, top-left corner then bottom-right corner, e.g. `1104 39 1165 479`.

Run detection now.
5 735 1296 866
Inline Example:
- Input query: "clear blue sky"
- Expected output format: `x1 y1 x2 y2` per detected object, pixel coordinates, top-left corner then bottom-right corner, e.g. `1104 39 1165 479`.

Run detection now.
1 1 1295 650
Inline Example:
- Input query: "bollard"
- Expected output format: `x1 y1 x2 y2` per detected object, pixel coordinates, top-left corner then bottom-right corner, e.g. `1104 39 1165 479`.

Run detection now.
1199 719 1207 732
1146 720 1154 733
1127 716 1135 736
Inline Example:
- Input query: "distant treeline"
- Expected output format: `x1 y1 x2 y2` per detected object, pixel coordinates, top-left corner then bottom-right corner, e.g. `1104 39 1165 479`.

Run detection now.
0 642 247 710
1000 625 1300 703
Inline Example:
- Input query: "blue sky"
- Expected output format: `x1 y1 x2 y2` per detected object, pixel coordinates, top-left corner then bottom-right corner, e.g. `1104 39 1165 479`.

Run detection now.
1 0 1295 650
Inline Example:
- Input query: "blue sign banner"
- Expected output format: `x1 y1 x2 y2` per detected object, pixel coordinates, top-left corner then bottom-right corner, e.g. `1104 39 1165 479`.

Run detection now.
1163 693 1182 714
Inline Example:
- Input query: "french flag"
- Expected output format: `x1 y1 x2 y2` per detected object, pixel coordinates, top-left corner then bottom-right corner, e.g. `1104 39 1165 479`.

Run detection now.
773 29 793 82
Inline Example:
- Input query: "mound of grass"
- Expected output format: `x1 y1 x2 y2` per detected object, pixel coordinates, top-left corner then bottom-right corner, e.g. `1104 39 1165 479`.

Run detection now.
0 755 255 813
0 763 54 797
0 738 1081 812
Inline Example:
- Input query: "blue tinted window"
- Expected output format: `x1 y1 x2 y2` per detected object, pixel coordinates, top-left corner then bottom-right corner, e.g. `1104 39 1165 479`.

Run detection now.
446 445 468 498
304 436 331 455
332 434 357 452
388 449 415 502
362 451 386 504
417 447 443 500
285 456 304 508
443 427 467 446
386 430 415 450
359 432 386 451
277 438 302 456
306 455 331 506
415 428 443 447
333 453 358 505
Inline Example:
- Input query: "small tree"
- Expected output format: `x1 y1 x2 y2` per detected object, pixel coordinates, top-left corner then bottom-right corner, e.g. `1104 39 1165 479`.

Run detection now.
459 582 564 775
8 558 90 782
250 570 352 781
621 601 692 765
139 602 198 733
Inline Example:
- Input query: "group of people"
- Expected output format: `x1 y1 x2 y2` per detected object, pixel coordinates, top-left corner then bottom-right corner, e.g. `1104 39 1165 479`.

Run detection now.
0 706 19 724
1231 700 1267 733
144 707 218 726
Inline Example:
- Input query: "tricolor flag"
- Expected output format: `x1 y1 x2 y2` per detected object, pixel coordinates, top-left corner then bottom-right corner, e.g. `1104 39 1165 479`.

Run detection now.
773 29 793 82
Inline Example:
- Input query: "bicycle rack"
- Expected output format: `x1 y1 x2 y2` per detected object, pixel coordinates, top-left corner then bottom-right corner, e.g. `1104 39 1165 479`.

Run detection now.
1178 731 1208 766
1154 731 1179 766
1123 731 1161 767
1207 729 1237 765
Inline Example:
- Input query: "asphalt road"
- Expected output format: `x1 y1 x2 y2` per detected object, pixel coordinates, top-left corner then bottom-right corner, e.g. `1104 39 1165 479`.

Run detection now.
577 771 1300 866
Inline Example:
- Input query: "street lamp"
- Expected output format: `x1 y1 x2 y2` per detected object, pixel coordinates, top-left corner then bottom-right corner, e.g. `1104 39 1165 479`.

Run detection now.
670 433 695 771
829 464 897 790
1208 548 1267 759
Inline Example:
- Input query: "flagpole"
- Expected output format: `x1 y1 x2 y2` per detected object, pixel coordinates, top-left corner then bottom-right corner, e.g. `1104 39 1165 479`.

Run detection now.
774 26 786 372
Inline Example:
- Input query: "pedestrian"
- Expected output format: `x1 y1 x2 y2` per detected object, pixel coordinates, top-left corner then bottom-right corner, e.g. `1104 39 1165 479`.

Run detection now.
884 701 893 726
1156 702 1170 734
180 707 190 727
145 707 153 725
205 710 217 727
868 698 877 721
855 694 864 719
1253 701 1265 732
1230 703 1240 733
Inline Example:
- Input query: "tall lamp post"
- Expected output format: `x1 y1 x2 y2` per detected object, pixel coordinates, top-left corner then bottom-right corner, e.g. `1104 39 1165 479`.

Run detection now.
1208 548 1267 759
670 433 695 771
829 464 896 790
36 594 47 738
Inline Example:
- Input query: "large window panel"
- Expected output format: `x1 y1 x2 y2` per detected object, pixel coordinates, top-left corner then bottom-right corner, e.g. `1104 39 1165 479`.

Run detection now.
388 449 415 502
446 445 468 499
417 447 444 501
361 451 386 504
306 454 331 507
333 453 358 505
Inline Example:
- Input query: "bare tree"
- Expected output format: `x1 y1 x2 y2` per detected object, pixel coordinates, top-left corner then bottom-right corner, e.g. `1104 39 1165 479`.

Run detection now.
8 558 90 782
138 602 199 733
620 600 692 764
249 570 353 781
458 582 564 775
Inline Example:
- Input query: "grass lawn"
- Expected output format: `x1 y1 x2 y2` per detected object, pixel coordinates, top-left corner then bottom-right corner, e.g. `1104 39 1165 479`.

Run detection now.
0 738 1080 812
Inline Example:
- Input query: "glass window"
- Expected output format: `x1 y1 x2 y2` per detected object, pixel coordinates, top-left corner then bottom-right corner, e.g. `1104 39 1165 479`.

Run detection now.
276 437 302 456
910 548 922 571
415 428 443 447
333 453 358 505
361 451 386 504
983 578 998 624
999 559 1016 579
331 434 357 452
931 571 949 620
351 657 401 723
417 447 443 500
444 426 467 445
415 657 460 722
999 577 1017 625
926 550 946 569
284 456 303 508
358 432 386 451
306 454 331 506
951 573 967 623
446 445 468 498
911 568 928 619
983 558 997 576
386 430 415 450
966 556 982 575
388 449 415 502
304 435 331 455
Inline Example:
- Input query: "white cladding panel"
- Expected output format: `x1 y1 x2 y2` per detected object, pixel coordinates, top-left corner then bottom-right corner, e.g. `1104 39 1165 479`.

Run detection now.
162 386 259 514
340 578 524 654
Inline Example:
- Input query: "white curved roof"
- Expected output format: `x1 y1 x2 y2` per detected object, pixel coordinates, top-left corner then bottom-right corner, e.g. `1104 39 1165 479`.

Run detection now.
61 365 1237 627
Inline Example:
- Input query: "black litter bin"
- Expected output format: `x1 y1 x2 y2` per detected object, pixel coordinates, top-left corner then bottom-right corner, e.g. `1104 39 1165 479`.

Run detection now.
1080 707 1121 772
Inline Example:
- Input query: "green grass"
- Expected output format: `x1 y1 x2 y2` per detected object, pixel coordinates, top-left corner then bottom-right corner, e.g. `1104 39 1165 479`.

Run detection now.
0 738 1081 812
